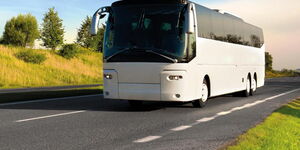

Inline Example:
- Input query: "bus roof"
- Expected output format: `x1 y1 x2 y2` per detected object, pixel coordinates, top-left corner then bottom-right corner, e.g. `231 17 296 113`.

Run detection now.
112 0 188 6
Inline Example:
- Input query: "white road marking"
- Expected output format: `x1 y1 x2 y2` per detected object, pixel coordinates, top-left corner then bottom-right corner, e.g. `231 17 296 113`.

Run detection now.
16 110 86 122
217 111 232 116
133 88 300 143
0 94 103 107
133 136 162 143
197 116 216 123
171 126 192 131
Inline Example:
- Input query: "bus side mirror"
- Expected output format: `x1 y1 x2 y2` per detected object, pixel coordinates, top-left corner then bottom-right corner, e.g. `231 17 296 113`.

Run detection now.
185 3 195 34
100 14 106 19
91 7 111 36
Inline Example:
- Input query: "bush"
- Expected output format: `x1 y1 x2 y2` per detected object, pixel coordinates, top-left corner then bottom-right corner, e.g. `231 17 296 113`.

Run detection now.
16 50 47 64
59 44 80 59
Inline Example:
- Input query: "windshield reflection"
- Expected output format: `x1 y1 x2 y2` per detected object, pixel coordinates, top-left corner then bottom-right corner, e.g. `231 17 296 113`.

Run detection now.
104 4 186 63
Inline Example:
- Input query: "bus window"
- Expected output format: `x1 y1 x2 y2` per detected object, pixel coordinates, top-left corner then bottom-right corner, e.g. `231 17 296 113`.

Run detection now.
211 11 225 41
196 5 212 39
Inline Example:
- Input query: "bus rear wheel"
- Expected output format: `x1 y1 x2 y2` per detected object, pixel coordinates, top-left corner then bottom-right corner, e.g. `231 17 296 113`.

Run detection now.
250 78 257 96
192 79 209 108
242 77 251 97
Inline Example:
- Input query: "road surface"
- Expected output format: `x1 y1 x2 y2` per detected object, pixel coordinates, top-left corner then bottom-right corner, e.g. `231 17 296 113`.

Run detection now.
0 78 299 150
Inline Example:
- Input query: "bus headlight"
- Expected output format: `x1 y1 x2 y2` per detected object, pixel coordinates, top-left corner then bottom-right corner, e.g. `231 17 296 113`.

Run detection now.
168 75 183 80
104 74 113 80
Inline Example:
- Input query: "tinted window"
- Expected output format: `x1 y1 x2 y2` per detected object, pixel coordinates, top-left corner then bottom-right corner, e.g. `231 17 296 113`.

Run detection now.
258 29 264 47
243 23 252 46
211 11 225 41
104 5 187 62
195 4 263 48
223 16 233 43
249 26 261 48
232 19 244 44
196 5 212 38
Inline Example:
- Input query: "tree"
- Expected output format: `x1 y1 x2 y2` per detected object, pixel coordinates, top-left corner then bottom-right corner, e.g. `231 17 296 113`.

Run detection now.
2 14 39 47
265 52 273 71
96 26 105 52
41 7 64 50
76 16 105 51
0 36 3 44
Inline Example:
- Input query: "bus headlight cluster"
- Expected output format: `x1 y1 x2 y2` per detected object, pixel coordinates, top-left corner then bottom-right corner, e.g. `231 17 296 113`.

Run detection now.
168 75 183 80
104 74 113 80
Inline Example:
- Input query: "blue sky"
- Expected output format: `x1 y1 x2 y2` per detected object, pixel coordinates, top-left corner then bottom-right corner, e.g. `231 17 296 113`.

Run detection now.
0 0 220 43
0 0 299 69
0 0 115 43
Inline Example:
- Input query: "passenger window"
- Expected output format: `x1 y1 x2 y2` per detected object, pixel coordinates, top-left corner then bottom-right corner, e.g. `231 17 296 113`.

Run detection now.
233 20 244 44
131 22 138 30
211 11 225 41
161 23 172 31
196 5 212 39
143 18 151 29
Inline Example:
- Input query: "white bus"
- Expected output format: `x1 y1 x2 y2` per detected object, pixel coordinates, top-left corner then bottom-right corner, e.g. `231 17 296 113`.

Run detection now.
91 0 265 107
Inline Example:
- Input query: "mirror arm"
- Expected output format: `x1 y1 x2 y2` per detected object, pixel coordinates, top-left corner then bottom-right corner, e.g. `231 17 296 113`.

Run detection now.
90 6 111 36
185 3 195 34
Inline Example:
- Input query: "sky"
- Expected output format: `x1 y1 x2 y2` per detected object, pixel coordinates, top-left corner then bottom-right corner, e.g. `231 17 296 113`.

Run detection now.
0 0 299 70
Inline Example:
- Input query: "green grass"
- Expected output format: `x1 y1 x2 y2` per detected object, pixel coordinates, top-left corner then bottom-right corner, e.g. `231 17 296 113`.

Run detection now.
0 45 103 89
226 99 300 150
266 70 300 78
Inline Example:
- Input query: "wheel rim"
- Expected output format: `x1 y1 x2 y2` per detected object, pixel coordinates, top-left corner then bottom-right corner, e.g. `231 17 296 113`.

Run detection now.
202 84 208 102
246 78 251 94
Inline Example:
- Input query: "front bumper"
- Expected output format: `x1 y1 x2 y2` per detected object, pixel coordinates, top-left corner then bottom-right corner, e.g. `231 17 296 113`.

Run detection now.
103 70 191 102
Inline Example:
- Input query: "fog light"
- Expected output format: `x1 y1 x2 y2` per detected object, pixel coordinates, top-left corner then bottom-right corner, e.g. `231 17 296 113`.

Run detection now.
105 91 110 96
168 75 183 80
104 74 113 79
175 94 181 98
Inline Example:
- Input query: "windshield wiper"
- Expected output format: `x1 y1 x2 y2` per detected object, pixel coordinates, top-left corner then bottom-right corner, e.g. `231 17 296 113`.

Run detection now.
105 48 132 62
105 47 178 63
144 49 178 63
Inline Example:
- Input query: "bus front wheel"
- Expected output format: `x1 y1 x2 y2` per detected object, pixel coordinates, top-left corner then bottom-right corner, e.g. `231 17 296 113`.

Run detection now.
192 79 209 108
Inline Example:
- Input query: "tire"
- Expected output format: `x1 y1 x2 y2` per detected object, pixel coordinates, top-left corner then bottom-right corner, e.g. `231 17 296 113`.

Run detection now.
250 78 257 96
192 79 209 108
242 77 251 97
128 101 143 107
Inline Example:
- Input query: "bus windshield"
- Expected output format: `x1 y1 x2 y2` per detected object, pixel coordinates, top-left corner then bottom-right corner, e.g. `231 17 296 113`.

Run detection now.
104 4 187 63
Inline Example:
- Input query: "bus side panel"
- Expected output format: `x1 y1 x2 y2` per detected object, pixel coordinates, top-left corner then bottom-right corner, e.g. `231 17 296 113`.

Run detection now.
196 37 265 97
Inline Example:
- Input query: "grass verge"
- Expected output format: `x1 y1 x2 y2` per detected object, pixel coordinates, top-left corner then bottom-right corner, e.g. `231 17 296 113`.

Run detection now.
226 99 300 150
0 45 102 89
0 87 103 104
266 70 300 78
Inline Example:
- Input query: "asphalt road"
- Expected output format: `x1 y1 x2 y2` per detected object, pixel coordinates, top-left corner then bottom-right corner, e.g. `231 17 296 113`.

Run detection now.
0 78 299 150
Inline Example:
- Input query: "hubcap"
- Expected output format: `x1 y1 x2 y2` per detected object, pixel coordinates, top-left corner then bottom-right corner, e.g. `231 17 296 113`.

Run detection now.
246 78 250 94
201 84 208 102
252 79 257 92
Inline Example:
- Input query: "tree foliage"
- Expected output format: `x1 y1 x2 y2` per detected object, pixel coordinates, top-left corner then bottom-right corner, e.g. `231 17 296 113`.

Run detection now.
265 52 273 71
41 7 64 50
2 14 39 47
76 16 105 51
